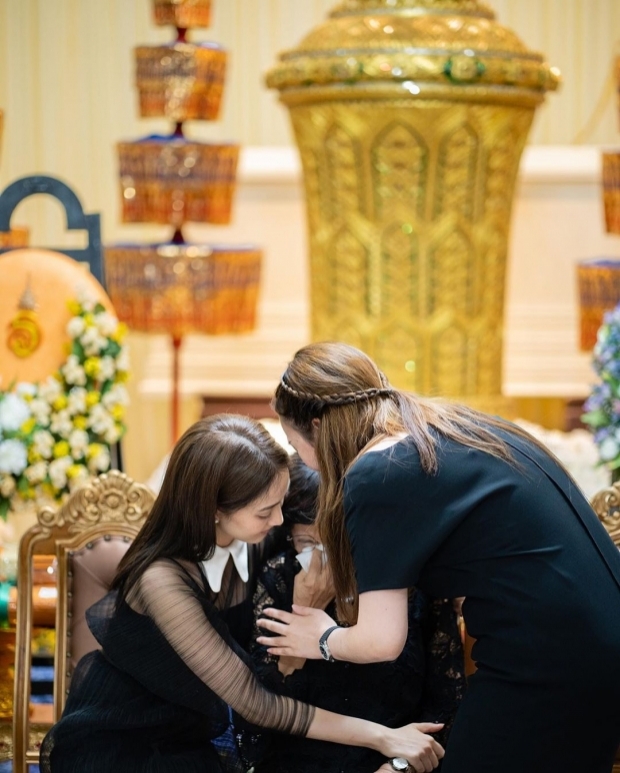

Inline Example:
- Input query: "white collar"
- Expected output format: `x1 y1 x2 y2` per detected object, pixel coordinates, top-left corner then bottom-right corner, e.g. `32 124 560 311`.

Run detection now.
201 540 249 593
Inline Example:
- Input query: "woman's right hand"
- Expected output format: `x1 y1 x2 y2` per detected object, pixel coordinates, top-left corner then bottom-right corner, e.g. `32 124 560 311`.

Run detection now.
376 723 445 773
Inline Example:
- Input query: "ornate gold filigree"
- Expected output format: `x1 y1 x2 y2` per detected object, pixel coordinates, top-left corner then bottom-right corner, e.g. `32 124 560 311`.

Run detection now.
269 0 557 411
267 0 560 98
332 0 494 12
38 471 154 532
590 483 620 546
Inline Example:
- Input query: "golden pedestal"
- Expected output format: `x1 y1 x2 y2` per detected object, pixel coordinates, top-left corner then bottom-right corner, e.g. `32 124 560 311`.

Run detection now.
267 0 559 412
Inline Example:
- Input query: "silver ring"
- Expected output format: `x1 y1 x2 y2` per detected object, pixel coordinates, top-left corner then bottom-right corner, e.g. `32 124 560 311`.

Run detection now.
389 759 411 772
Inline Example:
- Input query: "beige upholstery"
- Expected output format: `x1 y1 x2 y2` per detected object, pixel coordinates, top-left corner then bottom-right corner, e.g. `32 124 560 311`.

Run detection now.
69 536 132 670
590 480 620 772
12 471 155 773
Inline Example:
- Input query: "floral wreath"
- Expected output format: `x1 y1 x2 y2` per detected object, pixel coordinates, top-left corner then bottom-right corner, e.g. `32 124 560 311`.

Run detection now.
582 303 620 472
0 290 129 519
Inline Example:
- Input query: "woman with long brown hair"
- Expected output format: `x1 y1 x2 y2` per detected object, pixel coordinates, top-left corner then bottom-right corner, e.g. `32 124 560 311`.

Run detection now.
257 342 620 773
41 414 444 773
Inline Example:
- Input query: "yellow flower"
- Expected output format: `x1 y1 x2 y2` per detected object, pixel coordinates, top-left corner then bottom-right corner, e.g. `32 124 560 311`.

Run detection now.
84 358 100 378
21 488 36 500
67 464 86 479
41 482 55 497
111 322 128 343
84 313 95 326
86 391 100 408
52 395 68 411
28 448 42 463
21 417 36 434
111 405 125 421
115 372 129 383
67 300 81 316
53 440 70 458
86 443 103 460
73 415 88 430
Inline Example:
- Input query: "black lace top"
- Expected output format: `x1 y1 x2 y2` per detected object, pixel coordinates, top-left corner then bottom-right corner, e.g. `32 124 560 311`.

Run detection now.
40 552 313 773
247 551 466 773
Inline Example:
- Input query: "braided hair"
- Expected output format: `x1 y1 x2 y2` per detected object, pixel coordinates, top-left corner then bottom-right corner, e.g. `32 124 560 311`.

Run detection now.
278 377 393 408
273 342 525 624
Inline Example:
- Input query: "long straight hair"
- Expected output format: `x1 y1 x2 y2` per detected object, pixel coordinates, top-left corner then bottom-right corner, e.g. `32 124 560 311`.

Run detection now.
113 414 289 600
274 342 541 623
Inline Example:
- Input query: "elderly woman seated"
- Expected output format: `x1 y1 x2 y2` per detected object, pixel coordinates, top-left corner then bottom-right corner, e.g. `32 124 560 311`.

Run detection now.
247 456 466 773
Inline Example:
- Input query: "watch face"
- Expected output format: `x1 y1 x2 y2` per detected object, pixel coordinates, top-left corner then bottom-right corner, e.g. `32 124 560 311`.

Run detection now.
390 759 410 772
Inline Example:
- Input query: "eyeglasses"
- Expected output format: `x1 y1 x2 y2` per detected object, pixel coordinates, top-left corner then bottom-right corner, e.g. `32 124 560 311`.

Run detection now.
287 535 321 552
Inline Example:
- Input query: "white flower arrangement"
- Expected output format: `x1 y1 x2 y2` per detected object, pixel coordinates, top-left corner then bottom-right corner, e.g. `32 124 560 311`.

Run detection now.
0 293 129 519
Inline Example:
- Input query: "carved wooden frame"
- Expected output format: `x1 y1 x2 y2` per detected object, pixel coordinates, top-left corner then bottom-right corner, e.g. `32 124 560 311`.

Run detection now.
12 471 155 773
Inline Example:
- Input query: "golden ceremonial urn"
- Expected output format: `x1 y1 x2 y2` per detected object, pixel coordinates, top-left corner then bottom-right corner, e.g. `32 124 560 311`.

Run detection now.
267 0 559 410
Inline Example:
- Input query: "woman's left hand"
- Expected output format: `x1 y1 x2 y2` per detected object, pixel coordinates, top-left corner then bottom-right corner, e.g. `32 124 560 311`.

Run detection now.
256 605 335 659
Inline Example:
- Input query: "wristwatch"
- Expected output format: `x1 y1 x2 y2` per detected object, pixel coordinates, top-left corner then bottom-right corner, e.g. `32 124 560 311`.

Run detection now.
318 625 340 662
389 759 411 772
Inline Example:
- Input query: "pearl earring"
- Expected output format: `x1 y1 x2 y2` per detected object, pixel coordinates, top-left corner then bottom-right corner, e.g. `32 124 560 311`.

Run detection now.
215 518 220 524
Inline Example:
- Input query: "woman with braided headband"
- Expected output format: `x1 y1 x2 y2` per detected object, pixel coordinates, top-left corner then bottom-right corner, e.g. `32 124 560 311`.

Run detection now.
257 342 620 773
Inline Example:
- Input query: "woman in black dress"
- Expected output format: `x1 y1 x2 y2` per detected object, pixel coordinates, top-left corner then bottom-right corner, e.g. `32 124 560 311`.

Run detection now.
249 456 465 773
257 342 620 773
41 414 444 773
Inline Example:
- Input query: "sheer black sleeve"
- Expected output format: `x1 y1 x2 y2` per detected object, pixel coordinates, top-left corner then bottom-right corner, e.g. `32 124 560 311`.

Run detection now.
124 559 314 735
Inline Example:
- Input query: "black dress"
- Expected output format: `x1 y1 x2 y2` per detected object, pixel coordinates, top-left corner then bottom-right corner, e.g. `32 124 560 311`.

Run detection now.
40 555 313 773
344 426 620 773
247 550 465 773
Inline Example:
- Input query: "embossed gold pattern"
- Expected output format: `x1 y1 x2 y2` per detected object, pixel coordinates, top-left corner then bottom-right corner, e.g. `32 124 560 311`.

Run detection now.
267 0 559 97
267 0 558 410
37 471 154 534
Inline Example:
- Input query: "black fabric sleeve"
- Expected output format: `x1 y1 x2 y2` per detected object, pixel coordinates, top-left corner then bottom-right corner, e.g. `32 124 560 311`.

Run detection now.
91 560 315 736
343 444 467 593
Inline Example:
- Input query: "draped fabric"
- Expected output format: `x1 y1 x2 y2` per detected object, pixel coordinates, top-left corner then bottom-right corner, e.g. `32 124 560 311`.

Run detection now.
40 556 313 773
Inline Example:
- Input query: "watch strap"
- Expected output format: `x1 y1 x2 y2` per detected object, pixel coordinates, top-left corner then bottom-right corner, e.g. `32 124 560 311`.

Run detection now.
319 625 340 661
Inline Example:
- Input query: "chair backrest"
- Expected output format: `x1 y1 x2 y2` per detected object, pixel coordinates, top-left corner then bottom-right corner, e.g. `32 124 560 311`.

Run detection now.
590 480 620 770
591 481 620 547
12 471 155 773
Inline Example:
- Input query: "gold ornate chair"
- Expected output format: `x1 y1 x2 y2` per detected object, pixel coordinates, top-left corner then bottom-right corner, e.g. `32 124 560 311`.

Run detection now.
590 481 620 772
12 471 155 772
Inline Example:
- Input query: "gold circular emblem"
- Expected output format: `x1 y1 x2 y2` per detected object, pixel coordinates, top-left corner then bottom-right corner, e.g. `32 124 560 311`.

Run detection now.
7 310 42 358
